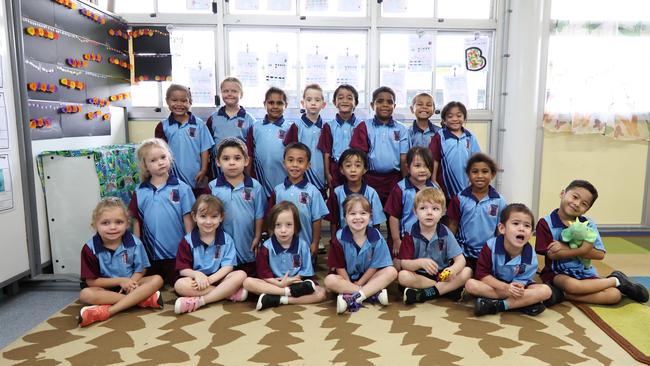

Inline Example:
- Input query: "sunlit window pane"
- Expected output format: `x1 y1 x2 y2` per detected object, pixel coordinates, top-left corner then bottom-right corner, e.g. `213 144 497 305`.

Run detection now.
159 0 214 13
381 0 433 18
437 0 492 19
299 0 367 17
228 0 296 15
551 0 650 21
131 81 160 107
114 0 154 14
169 28 216 106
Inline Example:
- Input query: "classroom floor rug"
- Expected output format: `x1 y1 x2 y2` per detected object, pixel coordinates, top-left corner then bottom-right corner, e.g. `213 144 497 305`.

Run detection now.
1 235 648 365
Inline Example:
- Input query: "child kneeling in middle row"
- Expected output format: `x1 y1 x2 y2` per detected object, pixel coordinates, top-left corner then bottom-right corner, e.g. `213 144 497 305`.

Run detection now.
325 194 398 314
244 201 327 310
174 195 248 314
398 188 472 304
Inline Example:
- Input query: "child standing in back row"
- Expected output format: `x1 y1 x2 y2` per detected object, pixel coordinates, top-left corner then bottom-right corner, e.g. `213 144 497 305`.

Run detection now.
246 87 295 197
284 84 327 195
350 86 409 205
318 84 362 189
130 138 195 285
429 101 480 202
155 84 214 195
206 77 256 178
408 93 440 148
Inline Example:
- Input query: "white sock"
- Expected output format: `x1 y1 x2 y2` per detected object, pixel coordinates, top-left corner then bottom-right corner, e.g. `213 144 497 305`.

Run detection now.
280 296 289 305
356 290 367 303
613 277 621 287
284 287 291 296
198 296 206 307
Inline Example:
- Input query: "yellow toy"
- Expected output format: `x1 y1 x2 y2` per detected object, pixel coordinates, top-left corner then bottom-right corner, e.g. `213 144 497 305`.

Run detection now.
437 268 452 282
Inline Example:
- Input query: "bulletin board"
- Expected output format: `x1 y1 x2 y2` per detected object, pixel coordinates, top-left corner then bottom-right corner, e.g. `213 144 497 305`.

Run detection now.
21 0 131 140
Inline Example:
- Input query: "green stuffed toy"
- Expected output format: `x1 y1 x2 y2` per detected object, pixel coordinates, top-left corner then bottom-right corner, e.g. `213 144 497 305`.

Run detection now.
561 220 598 269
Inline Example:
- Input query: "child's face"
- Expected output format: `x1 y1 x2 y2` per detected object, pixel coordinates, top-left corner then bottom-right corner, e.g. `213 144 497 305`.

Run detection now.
144 146 171 179
410 96 434 121
274 209 295 245
345 201 371 233
283 148 310 182
334 88 356 115
193 205 223 236
443 106 465 132
221 81 242 107
408 155 432 184
94 207 128 245
498 211 533 248
217 146 248 179
166 90 191 118
340 155 367 183
414 201 444 229
468 161 495 191
301 88 326 116
264 92 286 121
559 187 594 219
371 91 395 121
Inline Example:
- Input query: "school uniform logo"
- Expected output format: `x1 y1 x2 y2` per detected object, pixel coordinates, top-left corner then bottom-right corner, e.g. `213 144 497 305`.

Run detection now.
512 264 526 276
489 204 499 216
465 139 471 150
393 131 401 142
292 254 301 268
214 245 222 259
121 251 129 264
366 247 375 262
188 127 197 138
243 187 253 201
299 192 310 205
237 119 244 128
170 189 180 203
278 129 286 139
437 238 446 252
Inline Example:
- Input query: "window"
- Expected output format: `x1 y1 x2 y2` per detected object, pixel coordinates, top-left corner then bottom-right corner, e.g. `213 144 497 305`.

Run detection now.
159 0 214 13
114 0 154 14
228 0 296 15
381 0 434 18
381 0 492 19
299 0 367 17
131 81 160 107
169 28 216 106
437 0 492 19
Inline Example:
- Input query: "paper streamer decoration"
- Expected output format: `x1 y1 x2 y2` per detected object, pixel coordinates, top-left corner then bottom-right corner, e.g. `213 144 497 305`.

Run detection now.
30 118 52 129
66 58 88 68
131 29 168 39
85 110 102 120
83 53 102 62
28 82 57 93
109 92 130 102
87 97 109 107
25 27 59 40
52 0 76 9
59 78 85 90
108 29 130 40
79 8 106 24
108 56 131 69
58 105 82 113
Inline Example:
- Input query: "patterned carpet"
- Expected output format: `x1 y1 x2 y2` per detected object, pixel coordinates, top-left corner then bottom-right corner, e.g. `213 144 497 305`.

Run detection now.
1 235 648 365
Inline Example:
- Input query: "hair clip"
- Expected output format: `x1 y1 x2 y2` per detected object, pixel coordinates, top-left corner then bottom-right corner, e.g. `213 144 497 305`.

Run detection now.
25 27 59 40
86 110 102 120
60 78 85 90
53 0 76 9
79 8 106 24
58 104 82 113
108 92 130 101
66 58 88 68
30 118 52 129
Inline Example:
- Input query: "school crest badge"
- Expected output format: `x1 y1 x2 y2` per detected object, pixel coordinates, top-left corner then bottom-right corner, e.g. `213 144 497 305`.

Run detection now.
299 192 310 205
188 127 196 138
292 254 302 268
393 131 400 141
278 129 286 139
243 187 253 201
489 204 499 216
170 188 180 202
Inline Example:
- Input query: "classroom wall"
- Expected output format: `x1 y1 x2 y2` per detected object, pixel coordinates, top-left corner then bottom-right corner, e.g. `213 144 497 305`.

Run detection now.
538 130 648 225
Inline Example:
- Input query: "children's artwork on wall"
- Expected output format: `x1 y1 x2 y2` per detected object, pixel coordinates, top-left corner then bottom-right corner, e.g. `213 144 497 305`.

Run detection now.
0 94 8 149
188 66 214 105
610 113 650 141
464 36 489 72
408 33 433 72
28 100 64 140
305 0 329 12
339 0 362 12
266 52 288 87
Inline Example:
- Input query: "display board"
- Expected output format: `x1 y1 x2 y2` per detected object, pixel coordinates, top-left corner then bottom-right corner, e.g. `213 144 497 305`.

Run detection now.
21 0 131 140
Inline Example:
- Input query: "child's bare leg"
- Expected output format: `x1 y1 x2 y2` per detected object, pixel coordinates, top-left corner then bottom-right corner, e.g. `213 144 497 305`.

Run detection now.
174 277 213 297
243 277 285 296
398 270 436 288
435 267 472 295
360 267 398 296
554 275 617 295
79 287 125 305
203 271 247 304
324 274 363 294
465 278 502 299
566 287 621 305
109 275 163 315
505 284 552 309
288 286 327 304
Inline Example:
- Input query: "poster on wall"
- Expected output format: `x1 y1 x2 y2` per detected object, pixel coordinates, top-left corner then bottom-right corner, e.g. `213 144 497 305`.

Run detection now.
408 33 433 72
335 54 358 86
381 68 406 106
443 74 469 106
305 53 328 85
0 154 14 212
188 66 214 105
0 93 8 149
464 36 489 72
266 52 288 87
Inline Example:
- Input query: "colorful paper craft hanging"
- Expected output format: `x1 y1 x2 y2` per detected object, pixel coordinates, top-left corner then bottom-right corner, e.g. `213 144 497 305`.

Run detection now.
79 8 106 24
108 92 130 101
102 113 111 121
83 53 102 62
25 27 59 40
86 110 102 120
108 29 130 40
60 78 85 90
108 56 131 69
28 82 57 93
30 118 52 129
52 0 76 9
66 58 88 68
87 97 109 107
131 28 167 39
58 105 82 113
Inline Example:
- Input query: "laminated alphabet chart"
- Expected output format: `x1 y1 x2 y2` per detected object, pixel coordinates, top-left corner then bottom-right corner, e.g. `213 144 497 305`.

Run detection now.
266 52 288 87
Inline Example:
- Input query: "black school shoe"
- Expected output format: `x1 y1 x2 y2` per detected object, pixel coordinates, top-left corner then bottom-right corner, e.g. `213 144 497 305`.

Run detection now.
443 287 465 302
474 297 501 316
543 284 566 307
608 271 649 303
289 280 316 298
518 302 546 316
256 294 281 310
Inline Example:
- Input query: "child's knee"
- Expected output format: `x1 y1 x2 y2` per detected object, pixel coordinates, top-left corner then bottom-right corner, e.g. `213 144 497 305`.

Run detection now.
538 284 553 300
397 270 412 285
459 267 473 280
603 287 622 304
242 277 257 290
464 279 480 294
382 266 398 280
150 275 164 288
79 288 95 303
231 270 248 283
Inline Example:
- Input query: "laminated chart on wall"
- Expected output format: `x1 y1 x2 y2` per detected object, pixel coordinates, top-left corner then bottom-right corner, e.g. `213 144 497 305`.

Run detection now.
305 0 329 12
339 0 362 12
464 36 489 72
0 93 8 149
266 52 288 87
305 53 328 85
186 0 211 10
235 0 260 10
336 54 359 86
237 51 259 86
0 154 14 212
268 0 292 11
443 74 469 106
381 68 406 106
382 0 408 13
408 33 434 72
188 66 214 105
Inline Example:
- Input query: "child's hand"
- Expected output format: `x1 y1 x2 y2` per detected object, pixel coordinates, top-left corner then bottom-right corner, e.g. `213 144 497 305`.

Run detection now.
119 278 138 293
325 173 333 188
193 272 210 290
547 241 565 255
194 170 207 187
508 282 525 298
392 238 402 257
310 242 318 259
419 258 439 275
251 237 260 253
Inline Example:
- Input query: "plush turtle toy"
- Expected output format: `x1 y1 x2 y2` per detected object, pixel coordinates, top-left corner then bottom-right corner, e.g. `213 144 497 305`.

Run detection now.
561 220 598 269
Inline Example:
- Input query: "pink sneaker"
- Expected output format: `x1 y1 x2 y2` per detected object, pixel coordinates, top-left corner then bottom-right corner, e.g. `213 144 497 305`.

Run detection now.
78 305 110 327
174 296 203 314
228 287 248 302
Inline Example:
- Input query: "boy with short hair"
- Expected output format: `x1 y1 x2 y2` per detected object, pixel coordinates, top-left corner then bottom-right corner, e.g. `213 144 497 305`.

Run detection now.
408 93 440 148
269 142 329 258
398 188 472 304
466 203 552 316
284 84 327 195
536 180 648 305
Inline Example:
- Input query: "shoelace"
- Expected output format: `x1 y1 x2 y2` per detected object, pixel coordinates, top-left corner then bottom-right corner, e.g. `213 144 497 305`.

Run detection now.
344 294 364 312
